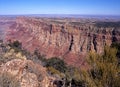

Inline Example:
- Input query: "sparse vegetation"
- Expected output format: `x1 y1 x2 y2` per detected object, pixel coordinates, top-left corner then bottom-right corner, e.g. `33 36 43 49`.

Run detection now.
0 41 26 64
45 57 67 73
47 66 64 78
95 22 120 28
33 44 120 87
0 40 120 87
111 42 120 58
0 72 20 87
8 40 22 53
80 45 120 87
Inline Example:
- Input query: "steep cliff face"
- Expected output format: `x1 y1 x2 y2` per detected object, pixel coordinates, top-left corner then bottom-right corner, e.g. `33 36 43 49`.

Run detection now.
6 17 120 66
0 17 15 40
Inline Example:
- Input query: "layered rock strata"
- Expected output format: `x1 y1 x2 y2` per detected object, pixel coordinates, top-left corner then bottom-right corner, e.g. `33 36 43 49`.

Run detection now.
6 17 120 66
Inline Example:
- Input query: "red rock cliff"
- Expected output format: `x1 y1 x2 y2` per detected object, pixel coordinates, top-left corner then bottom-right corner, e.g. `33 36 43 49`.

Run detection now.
6 17 120 66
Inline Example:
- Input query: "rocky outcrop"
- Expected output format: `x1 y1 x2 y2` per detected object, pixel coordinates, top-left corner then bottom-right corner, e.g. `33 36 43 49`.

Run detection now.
6 17 120 66
0 59 56 87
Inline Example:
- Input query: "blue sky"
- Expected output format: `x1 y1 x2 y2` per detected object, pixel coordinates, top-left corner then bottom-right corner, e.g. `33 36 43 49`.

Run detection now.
0 0 120 15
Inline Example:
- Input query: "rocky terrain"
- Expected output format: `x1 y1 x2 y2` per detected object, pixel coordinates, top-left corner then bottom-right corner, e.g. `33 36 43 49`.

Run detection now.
0 41 63 87
0 59 54 87
0 16 120 87
4 17 120 66
0 16 15 40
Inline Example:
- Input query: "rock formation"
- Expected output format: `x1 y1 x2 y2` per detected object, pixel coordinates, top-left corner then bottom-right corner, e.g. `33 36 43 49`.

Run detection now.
6 17 120 66
0 58 57 87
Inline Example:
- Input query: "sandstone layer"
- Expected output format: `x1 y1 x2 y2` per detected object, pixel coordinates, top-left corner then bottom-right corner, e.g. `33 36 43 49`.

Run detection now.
6 17 120 66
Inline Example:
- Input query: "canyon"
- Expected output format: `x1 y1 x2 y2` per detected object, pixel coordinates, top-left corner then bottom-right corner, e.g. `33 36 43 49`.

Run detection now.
0 16 120 87
3 16 120 66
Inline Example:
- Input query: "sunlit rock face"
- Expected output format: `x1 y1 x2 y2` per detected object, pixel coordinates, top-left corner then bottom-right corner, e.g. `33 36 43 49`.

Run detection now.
6 17 120 66
0 59 56 87
0 18 15 40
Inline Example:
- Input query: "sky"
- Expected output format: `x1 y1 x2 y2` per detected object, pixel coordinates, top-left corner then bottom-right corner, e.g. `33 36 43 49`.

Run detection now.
0 0 120 15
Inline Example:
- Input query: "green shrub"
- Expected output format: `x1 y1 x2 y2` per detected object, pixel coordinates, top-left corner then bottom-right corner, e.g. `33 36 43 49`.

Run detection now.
8 40 22 53
65 66 85 87
45 57 67 73
47 66 64 78
81 45 120 87
111 42 120 58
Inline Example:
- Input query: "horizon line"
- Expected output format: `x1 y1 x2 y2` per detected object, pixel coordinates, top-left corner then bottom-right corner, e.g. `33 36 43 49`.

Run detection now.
0 14 120 16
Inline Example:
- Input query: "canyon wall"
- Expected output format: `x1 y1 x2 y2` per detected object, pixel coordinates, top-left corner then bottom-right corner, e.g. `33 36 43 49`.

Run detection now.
6 17 120 66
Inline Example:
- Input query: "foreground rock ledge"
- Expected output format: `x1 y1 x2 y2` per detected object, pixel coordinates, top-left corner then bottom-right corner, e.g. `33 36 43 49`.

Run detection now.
0 59 56 87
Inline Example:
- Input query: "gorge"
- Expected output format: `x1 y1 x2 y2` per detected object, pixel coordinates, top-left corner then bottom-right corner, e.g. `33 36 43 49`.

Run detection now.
4 16 120 66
